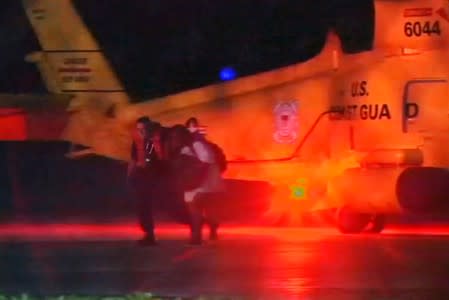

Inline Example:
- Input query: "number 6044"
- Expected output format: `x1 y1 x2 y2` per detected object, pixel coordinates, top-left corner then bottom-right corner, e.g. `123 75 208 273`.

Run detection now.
404 21 441 37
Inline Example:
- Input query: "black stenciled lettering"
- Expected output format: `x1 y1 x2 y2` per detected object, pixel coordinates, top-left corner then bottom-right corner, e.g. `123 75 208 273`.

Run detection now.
343 105 357 120
413 22 422 36
330 105 347 120
360 104 391 120
329 105 357 120
360 104 368 120
360 81 367 96
422 22 431 35
405 103 419 118
404 22 412 37
74 76 90 82
350 81 368 97
349 105 358 118
63 57 88 65
368 104 378 119
379 104 391 119
62 76 73 83
62 75 90 83
404 21 441 37
432 21 441 35
330 104 391 121
340 106 347 119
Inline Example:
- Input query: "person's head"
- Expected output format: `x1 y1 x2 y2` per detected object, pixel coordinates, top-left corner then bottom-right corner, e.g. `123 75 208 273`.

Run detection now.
135 116 152 139
185 117 199 133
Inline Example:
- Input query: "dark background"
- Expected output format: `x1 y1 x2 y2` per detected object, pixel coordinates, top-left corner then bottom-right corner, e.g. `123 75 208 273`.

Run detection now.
0 0 378 221
0 0 374 99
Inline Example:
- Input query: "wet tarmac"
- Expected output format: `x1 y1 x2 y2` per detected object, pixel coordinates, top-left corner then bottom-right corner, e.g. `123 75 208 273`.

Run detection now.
1 223 449 299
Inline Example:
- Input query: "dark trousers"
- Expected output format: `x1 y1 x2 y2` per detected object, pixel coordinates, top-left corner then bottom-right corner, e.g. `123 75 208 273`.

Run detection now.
187 200 203 241
129 167 192 235
188 192 221 242
128 167 157 236
157 173 191 225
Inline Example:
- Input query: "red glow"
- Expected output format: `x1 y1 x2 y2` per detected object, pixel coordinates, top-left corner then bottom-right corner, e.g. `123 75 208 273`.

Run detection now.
403 8 433 17
0 109 27 140
257 153 362 225
1 223 449 242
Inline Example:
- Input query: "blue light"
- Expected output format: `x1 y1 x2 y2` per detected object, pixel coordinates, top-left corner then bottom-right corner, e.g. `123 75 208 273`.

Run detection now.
219 66 237 81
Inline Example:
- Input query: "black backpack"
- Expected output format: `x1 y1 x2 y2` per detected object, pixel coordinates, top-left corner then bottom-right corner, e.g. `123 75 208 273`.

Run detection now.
207 141 227 173
191 132 227 173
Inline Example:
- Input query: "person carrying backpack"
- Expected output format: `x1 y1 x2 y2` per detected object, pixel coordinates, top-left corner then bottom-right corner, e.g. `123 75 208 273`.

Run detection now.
185 117 227 174
169 124 225 245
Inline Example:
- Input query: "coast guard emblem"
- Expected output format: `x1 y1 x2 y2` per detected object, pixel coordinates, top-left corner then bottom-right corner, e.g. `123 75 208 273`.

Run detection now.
273 101 298 144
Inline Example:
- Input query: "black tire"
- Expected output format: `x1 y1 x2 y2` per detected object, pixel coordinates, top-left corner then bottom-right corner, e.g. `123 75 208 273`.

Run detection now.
336 206 371 234
366 214 385 233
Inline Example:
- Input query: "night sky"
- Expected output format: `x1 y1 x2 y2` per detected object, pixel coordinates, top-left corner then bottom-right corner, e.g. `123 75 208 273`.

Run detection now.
0 0 373 100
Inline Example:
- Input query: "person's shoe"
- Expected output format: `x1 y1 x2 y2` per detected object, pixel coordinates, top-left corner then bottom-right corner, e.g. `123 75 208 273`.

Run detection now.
137 234 157 246
209 223 219 241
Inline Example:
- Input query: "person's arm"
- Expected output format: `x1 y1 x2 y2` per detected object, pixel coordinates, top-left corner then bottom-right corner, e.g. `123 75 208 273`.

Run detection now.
192 141 213 163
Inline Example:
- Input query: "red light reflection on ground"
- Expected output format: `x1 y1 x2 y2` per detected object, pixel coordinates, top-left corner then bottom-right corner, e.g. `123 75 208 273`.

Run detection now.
0 223 333 241
1 223 449 241
385 225 449 236
0 223 181 241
